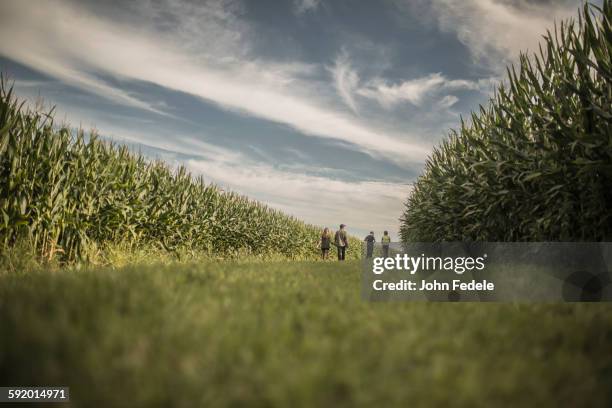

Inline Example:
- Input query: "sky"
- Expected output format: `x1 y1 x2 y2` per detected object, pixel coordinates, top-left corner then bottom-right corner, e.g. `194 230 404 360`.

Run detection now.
0 0 586 240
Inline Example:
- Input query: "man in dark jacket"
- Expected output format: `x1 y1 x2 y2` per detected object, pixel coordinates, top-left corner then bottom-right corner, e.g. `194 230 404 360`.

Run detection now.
334 224 348 261
364 231 375 258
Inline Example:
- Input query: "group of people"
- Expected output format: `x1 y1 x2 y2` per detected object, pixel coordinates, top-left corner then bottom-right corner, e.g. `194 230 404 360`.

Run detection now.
317 224 391 261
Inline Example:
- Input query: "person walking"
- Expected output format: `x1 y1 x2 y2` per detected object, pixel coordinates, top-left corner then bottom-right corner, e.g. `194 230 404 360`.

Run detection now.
381 230 391 258
334 224 348 261
318 227 331 260
364 231 375 258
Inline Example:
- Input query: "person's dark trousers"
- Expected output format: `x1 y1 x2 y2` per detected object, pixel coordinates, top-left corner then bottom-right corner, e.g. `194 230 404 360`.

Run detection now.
366 244 373 258
382 245 389 258
337 245 346 261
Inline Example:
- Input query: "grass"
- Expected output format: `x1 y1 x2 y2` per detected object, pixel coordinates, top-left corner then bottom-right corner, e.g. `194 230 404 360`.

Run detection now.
1 260 611 407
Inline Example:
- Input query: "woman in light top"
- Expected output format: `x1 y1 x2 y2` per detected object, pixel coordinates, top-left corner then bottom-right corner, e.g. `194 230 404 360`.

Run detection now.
381 230 391 258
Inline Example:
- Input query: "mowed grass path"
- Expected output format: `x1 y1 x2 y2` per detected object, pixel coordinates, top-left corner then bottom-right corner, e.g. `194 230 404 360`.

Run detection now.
1 261 611 407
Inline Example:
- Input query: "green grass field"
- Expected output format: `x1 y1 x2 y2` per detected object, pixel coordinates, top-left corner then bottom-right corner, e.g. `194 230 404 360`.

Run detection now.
1 260 611 407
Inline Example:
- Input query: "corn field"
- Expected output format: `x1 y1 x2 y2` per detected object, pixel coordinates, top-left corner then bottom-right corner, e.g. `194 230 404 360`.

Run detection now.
0 80 359 262
400 1 612 242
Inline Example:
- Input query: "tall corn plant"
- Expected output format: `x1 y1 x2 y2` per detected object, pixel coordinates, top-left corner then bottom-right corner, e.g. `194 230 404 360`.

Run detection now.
0 78 360 262
400 0 611 242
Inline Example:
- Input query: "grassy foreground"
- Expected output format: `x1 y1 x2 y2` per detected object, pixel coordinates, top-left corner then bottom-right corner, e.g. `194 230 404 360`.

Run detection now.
1 261 611 407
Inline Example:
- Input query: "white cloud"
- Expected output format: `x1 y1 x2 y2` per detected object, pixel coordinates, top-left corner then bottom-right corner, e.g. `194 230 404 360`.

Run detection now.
0 0 431 165
401 0 579 69
327 55 500 112
330 52 360 112
358 73 446 107
8 53 171 116
353 71 497 109
437 95 459 109
294 0 322 14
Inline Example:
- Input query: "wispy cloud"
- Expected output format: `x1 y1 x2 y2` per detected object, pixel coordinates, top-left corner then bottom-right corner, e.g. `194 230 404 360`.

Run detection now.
330 56 497 111
359 73 501 108
437 95 459 109
9 53 171 116
358 73 447 107
398 0 579 69
330 52 360 113
294 0 322 14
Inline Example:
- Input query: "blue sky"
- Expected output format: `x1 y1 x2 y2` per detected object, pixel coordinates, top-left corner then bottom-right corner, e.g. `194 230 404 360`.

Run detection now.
0 0 585 239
